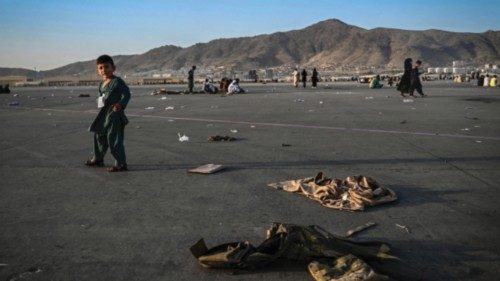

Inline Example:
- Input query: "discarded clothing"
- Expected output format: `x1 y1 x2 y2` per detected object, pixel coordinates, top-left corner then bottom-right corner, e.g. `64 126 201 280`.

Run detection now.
191 223 395 276
308 254 389 281
208 135 237 142
268 172 397 211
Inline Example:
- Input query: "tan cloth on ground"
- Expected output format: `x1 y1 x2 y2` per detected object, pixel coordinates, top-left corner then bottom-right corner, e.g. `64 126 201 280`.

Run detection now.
268 172 397 211
308 255 389 281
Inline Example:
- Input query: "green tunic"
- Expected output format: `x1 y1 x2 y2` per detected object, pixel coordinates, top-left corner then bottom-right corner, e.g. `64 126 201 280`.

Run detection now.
90 76 130 134
89 76 131 165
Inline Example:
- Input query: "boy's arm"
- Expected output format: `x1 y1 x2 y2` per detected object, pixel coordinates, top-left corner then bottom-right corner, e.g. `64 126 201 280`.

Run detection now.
118 81 131 109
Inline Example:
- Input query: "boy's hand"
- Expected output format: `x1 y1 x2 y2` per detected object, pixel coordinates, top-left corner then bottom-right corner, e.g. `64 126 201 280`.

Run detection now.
112 103 122 112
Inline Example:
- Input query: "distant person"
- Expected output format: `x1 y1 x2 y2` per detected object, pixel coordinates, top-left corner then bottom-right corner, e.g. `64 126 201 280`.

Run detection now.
369 75 383 89
227 78 245 95
86 54 131 172
490 75 497 87
311 68 319 88
387 77 394 87
188 65 196 93
4 84 10 93
477 75 484 87
203 78 218 93
301 69 308 88
483 75 490 87
0 85 4 94
292 68 300 87
397 58 412 97
409 60 426 97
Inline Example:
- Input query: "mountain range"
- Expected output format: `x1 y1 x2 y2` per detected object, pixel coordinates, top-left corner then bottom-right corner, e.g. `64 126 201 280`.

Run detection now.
2 19 499 77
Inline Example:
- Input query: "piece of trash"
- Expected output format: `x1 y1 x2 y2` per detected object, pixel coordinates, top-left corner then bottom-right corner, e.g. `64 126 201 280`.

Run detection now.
160 96 168 100
269 172 397 212
47 113 52 116
208 135 236 142
178 133 189 142
250 125 255 128
9 101 19 106
400 120 407 124
411 107 416 110
165 106 174 110
78 94 90 97
465 106 473 110
365 97 374 100
168 119 175 122
13 94 19 97
230 129 238 133
319 101 324 104
188 164 224 174
145 106 155 110
474 125 480 128
464 116 479 120
461 128 470 131
135 126 141 129
475 140 483 143
206 124 214 127
403 99 414 103
282 143 292 147
345 222 377 237
386 95 391 98
294 98 305 102
395 223 411 233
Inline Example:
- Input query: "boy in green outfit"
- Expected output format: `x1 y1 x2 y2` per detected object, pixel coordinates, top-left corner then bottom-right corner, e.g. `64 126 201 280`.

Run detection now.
85 55 131 172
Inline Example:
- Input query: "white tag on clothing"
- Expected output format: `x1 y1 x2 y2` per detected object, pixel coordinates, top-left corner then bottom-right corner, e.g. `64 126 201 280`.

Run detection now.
97 95 105 108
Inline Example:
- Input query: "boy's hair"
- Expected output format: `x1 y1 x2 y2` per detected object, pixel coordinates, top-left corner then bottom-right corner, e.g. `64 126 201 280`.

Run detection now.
96 55 114 66
415 60 422 65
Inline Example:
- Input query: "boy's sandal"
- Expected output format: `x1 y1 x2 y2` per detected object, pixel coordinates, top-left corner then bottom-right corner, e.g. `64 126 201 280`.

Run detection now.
85 159 104 167
107 165 128 172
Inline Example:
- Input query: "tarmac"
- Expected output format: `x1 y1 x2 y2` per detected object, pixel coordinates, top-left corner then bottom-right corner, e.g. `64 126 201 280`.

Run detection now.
1 81 499 280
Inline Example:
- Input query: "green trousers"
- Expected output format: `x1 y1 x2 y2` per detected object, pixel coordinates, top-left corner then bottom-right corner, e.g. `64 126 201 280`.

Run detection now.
93 123 126 166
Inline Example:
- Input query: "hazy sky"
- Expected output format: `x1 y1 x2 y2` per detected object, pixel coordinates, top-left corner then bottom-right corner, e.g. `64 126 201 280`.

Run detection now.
1 0 499 70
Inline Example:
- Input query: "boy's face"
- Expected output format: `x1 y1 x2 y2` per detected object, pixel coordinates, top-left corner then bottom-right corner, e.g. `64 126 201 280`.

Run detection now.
96 63 115 80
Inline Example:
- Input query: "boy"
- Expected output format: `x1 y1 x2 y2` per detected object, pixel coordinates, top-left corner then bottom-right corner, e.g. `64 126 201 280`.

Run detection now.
409 60 426 97
85 55 131 172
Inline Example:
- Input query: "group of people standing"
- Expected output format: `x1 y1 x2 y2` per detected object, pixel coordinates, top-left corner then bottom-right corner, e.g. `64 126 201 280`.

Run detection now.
292 68 319 88
0 84 11 93
397 58 426 97
477 74 498 87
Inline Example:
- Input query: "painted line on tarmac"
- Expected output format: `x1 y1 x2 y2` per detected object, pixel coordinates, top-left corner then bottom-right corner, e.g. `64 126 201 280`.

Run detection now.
6 106 500 141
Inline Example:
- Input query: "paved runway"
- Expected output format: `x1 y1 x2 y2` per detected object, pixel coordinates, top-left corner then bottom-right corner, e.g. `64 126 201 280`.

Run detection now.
1 81 499 280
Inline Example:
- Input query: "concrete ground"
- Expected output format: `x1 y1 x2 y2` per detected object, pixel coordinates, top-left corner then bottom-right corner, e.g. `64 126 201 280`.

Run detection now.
1 81 499 281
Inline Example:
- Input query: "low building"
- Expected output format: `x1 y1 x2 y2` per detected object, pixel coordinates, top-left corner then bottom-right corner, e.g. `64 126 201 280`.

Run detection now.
0 76 28 86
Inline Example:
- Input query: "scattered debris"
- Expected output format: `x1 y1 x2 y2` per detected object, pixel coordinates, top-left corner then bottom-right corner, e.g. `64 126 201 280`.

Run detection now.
160 96 168 100
250 125 255 128
308 255 389 281
461 128 470 131
319 101 324 104
395 223 411 233
476 140 483 143
188 164 224 174
208 135 236 142
474 125 480 128
400 120 407 124
294 98 305 102
281 143 292 147
230 129 238 133
13 94 19 97
178 133 189 142
191 223 396 279
9 101 19 106
268 172 397 211
168 119 175 122
78 94 90 97
403 98 414 103
365 96 374 100
145 106 155 110
7 266 43 281
345 222 377 237
165 106 174 110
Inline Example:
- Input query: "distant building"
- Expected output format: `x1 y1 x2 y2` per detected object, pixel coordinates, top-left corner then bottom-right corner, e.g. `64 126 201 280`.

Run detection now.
0 76 27 86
